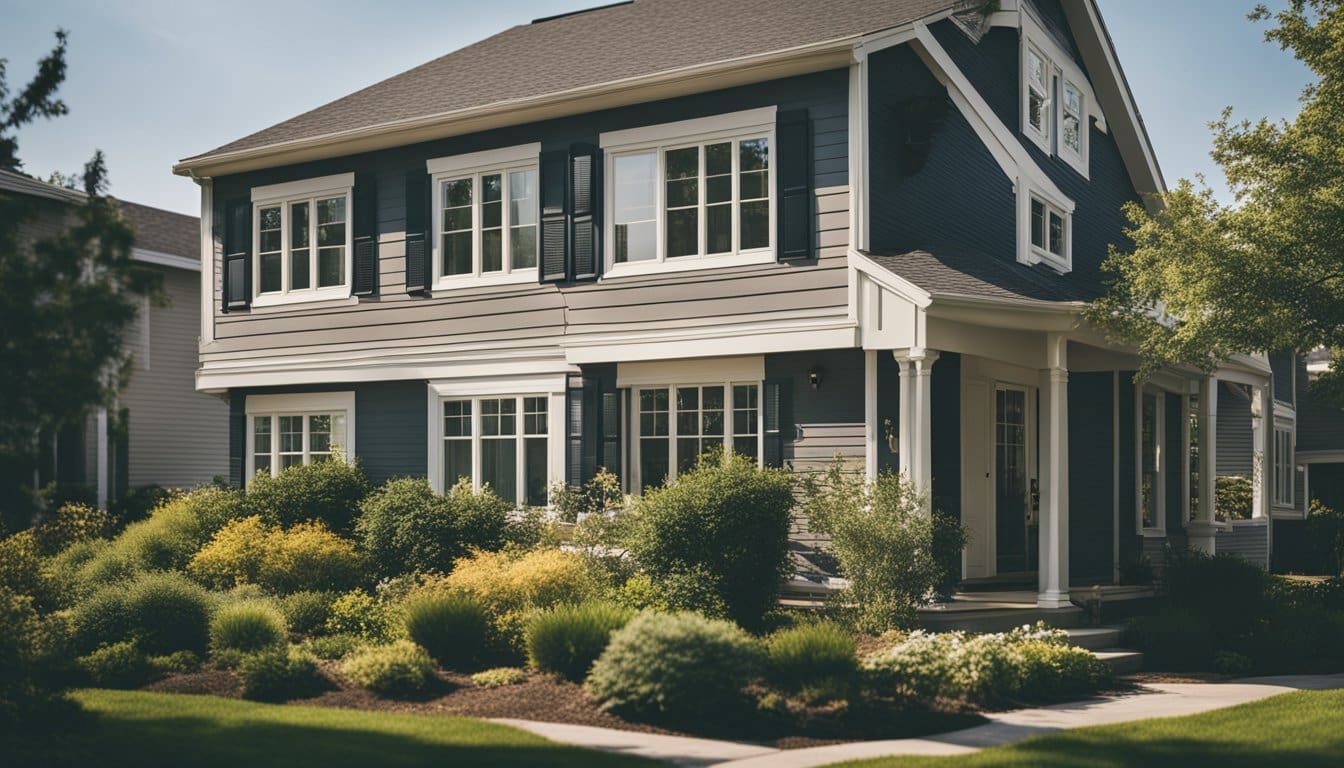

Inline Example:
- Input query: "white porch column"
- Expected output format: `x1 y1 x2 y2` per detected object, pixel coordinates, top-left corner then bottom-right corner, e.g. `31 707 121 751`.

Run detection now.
895 354 914 478
894 348 938 510
1037 334 1070 609
1250 384 1268 519
95 406 109 509
865 350 878 482
1188 376 1219 553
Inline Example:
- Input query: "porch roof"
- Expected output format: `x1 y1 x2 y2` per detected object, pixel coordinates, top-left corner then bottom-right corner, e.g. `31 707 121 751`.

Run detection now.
864 249 1103 305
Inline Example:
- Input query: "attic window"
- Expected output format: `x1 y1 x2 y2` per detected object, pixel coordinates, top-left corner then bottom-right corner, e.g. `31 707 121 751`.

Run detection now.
1020 25 1091 178
1025 46 1050 145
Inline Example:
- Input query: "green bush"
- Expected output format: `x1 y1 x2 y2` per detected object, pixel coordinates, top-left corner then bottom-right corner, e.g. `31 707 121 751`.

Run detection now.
1215 475 1253 521
70 584 134 654
1012 640 1112 702
302 633 362 661
403 593 490 668
1245 605 1344 673
354 477 509 577
108 485 179 527
278 590 337 636
1305 500 1344 575
549 468 623 523
210 601 288 655
125 571 213 655
32 502 113 555
0 531 55 609
525 601 635 681
1214 650 1253 676
1127 610 1217 671
247 458 370 533
626 453 794 629
147 650 201 676
189 516 363 594
1 587 72 733
619 568 729 619
239 646 324 702
446 548 596 656
77 641 150 689
585 612 764 725
803 466 962 633
764 620 857 692
324 590 393 641
1163 549 1269 637
341 640 437 696
471 666 528 688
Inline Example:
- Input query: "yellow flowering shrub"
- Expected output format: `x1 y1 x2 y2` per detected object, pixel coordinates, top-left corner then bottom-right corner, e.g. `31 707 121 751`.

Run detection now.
188 516 363 594
444 548 595 654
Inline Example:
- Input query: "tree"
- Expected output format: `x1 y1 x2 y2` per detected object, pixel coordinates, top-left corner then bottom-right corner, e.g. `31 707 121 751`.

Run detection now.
0 31 162 528
1087 1 1344 400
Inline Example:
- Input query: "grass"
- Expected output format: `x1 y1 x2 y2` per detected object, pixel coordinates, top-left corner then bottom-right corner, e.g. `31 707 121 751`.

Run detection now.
7 689 657 767
827 689 1344 768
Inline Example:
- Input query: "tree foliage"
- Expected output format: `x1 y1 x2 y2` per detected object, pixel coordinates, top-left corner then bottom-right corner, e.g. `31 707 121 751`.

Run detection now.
1087 1 1344 398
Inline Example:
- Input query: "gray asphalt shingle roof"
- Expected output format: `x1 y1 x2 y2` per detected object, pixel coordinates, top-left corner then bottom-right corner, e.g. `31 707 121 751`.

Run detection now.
185 0 959 162
865 249 1103 304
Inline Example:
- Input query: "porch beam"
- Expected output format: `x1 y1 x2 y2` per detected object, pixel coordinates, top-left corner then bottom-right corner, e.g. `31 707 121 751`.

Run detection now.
1189 376 1219 553
1038 333 1070 609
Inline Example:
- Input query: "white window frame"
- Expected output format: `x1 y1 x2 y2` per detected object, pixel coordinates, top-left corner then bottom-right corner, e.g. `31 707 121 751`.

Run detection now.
599 107 777 278
1273 425 1295 508
425 375 565 506
630 380 764 492
245 391 356 480
1017 183 1073 273
250 173 354 307
1136 385 1166 535
1022 42 1052 153
427 143 541 290
1059 78 1086 169
1019 15 1093 178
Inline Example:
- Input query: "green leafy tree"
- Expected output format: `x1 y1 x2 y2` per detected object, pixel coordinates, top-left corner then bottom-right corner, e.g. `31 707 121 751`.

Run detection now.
1087 1 1344 398
0 31 162 529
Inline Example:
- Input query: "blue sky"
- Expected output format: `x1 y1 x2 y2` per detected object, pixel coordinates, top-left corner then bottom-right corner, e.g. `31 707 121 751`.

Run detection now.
0 0 1312 216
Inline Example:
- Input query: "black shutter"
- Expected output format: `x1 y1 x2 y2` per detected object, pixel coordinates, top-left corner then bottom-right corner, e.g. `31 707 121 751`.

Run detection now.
776 109 812 261
539 150 569 283
570 144 601 282
352 172 379 297
600 390 622 479
404 169 431 295
222 198 251 312
763 378 791 469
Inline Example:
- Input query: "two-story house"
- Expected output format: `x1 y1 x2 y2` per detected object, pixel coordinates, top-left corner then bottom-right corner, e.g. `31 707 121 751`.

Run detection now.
175 0 1291 607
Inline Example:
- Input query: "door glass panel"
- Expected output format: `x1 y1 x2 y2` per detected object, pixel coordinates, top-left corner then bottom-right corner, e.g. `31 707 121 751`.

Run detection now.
995 388 1030 574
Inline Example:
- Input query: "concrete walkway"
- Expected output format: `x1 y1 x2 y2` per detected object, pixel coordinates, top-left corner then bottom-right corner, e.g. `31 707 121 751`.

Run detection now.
495 673 1344 767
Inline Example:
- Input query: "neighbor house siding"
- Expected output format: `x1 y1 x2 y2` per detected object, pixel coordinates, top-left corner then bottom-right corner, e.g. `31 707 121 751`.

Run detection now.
205 70 850 368
1269 351 1294 405
1217 521 1269 569
1217 382 1254 478
1070 371 1114 585
118 266 229 488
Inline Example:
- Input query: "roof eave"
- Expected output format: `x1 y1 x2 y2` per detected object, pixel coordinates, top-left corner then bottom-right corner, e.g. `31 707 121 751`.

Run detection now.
174 37 860 179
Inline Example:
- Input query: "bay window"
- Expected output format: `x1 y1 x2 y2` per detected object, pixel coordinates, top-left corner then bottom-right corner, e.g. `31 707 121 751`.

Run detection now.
246 392 355 480
427 143 541 287
250 174 353 305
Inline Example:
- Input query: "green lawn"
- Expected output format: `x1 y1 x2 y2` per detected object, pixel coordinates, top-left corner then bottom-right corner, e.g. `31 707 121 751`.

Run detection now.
828 689 1344 768
8 689 658 767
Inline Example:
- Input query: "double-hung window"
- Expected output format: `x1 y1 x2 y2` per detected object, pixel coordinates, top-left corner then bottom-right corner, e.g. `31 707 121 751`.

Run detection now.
251 174 353 305
1024 45 1051 148
1273 426 1294 507
1029 196 1069 265
1060 80 1084 162
601 107 776 275
427 143 540 287
634 381 761 492
246 392 355 479
1020 23 1092 177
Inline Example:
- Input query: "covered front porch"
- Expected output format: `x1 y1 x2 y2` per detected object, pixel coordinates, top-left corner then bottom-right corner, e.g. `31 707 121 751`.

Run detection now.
854 254 1276 608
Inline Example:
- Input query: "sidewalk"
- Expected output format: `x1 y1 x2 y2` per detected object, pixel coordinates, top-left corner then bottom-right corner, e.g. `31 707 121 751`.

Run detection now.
494 673 1344 768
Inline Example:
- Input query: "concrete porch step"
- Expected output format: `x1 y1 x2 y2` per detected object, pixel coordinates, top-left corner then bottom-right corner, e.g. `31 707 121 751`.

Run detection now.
1062 626 1125 651
918 605 1086 633
1093 649 1144 674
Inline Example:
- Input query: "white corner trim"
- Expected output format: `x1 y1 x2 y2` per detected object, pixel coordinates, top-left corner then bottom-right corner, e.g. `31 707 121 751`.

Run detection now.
251 173 354 203
198 179 214 345
599 106 777 151
426 142 541 176
616 355 764 388
848 57 870 253
133 247 200 272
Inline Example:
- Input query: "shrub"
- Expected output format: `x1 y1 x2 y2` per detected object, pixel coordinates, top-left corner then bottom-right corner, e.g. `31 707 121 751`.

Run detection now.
77 487 247 583
1127 610 1217 671
239 646 324 702
585 612 764 725
341 640 437 696
1305 500 1344 575
525 601 635 681
619 568 729 619
33 502 113 555
625 453 794 629
472 667 528 688
1214 650 1253 676
247 458 370 532
804 466 961 632
108 485 179 527
325 590 392 641
403 593 490 668
47 538 107 605
147 650 201 675
355 477 509 577
125 571 213 655
278 590 337 636
446 548 596 654
1245 605 1344 673
189 516 363 594
186 515 270 588
1163 549 1269 637
211 601 288 655
1011 640 1112 702
764 620 857 692
1 587 72 732
77 641 150 689
549 468 623 523
70 585 134 654
0 531 54 608
302 633 362 660
1215 475 1253 521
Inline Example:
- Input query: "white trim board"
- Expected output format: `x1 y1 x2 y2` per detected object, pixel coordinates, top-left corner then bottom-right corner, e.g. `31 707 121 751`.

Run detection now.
426 142 541 176
598 107 776 151
251 173 355 203
616 355 764 388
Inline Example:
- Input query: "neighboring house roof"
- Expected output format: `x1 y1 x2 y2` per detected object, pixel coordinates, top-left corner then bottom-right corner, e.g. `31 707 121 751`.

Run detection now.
864 249 1099 305
0 167 199 261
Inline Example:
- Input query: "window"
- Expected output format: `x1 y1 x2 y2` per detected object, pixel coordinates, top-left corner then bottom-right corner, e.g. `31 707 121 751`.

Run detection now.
246 392 354 479
634 382 760 491
1029 196 1068 265
602 107 776 274
1025 46 1050 145
1020 26 1091 176
1061 80 1083 159
436 394 550 506
1273 427 1294 507
251 175 353 305
427 143 541 287
1139 389 1164 531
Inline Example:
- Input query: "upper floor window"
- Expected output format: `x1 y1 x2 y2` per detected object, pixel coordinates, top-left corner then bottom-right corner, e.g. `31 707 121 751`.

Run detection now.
601 107 776 276
1061 80 1084 161
1020 24 1092 178
1030 196 1068 264
427 143 541 288
1025 46 1050 145
251 174 353 306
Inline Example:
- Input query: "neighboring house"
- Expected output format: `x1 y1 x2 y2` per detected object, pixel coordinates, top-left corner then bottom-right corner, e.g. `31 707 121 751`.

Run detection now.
1272 350 1344 571
174 0 1293 605
0 168 230 507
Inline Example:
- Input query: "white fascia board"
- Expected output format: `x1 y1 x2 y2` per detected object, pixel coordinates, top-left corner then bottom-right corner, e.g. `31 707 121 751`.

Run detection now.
133 247 200 272
847 249 933 308
909 24 1073 210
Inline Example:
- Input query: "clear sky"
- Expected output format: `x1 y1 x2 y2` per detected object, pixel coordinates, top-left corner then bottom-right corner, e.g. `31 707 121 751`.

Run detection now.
0 0 1314 216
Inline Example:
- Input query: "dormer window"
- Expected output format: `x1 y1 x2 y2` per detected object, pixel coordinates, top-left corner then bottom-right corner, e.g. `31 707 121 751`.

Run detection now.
1061 80 1084 160
1020 23 1093 178
1025 46 1050 145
